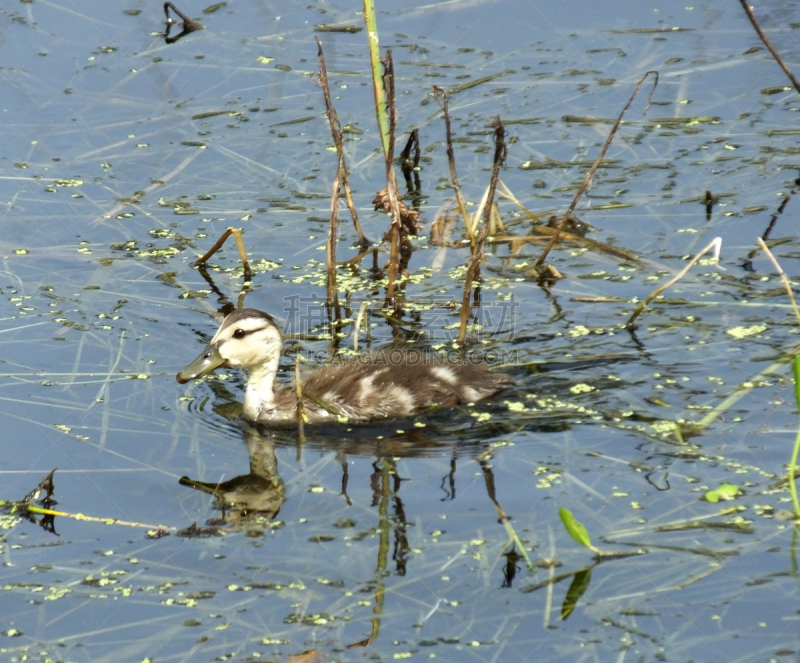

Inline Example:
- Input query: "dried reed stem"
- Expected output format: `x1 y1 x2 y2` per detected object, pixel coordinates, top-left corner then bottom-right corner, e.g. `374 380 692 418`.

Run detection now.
295 357 306 444
738 0 800 94
399 129 420 166
326 158 342 319
433 86 472 244
758 237 800 325
399 129 421 192
762 195 790 242
163 1 202 42
625 237 721 329
315 37 368 247
194 227 252 281
380 50 403 306
163 1 201 29
456 117 507 345
314 40 345 319
536 71 658 268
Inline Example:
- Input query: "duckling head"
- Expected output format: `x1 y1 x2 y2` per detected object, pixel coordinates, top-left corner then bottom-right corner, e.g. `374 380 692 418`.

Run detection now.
176 308 283 383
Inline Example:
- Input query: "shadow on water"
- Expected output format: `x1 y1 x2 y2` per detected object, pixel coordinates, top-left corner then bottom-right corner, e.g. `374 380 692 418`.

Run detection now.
179 424 286 527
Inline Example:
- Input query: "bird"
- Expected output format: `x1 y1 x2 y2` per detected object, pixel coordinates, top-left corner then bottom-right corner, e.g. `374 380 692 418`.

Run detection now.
177 307 514 424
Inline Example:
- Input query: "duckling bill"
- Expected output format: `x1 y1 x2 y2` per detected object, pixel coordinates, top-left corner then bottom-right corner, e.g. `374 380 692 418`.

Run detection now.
177 307 514 424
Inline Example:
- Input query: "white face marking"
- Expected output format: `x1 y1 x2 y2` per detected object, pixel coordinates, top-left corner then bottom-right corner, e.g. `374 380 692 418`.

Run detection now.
213 315 282 369
432 366 457 384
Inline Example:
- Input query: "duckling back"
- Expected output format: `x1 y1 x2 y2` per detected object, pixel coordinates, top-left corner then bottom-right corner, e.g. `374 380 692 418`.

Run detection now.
296 348 514 422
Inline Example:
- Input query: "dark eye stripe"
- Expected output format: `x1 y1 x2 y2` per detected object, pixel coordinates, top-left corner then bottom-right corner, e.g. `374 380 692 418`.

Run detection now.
231 325 267 340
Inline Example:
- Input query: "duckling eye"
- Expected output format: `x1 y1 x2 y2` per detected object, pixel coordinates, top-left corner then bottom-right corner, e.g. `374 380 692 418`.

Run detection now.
233 328 246 339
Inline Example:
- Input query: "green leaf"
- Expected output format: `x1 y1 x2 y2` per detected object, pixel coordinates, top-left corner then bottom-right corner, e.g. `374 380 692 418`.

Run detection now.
703 483 741 503
559 507 592 548
562 568 592 620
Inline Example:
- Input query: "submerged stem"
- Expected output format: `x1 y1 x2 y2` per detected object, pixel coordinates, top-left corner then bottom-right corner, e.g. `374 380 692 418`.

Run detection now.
626 237 721 329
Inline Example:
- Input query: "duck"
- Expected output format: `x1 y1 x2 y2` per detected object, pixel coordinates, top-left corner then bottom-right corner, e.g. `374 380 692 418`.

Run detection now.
176 307 514 424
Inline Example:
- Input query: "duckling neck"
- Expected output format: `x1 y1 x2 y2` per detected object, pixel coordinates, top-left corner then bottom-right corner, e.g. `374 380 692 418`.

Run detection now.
242 360 279 421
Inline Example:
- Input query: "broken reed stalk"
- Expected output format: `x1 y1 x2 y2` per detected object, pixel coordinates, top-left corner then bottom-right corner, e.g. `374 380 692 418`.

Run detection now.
164 1 201 30
757 237 800 517
315 37 368 247
535 70 658 268
399 129 420 170
433 86 472 244
497 178 550 224
738 0 800 94
757 237 800 325
194 227 252 281
380 50 403 306
315 39 345 320
762 194 790 243
399 129 421 191
17 468 56 505
471 182 492 243
456 117 507 345
338 245 386 266
625 236 721 329
163 1 202 42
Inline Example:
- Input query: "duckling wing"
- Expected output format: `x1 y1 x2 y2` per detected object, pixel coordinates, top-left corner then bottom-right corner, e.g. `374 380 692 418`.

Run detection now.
301 351 513 420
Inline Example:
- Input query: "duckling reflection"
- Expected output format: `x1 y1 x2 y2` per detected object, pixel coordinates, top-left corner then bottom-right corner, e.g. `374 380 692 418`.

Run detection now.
179 424 285 529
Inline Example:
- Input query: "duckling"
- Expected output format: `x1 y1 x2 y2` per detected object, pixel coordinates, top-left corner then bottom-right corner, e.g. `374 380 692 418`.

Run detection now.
177 307 514 424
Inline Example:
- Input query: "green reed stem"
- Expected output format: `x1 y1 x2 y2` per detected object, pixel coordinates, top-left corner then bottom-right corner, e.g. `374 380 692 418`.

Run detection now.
791 356 800 518
362 0 390 157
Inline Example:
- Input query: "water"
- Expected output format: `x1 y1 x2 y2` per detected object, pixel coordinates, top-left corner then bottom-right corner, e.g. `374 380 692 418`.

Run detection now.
2 0 800 661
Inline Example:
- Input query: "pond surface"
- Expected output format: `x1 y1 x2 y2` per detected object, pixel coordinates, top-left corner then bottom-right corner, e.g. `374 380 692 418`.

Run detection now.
2 0 800 661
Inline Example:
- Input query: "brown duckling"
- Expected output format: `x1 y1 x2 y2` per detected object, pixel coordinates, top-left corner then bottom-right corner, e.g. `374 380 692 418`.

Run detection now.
177 307 513 424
